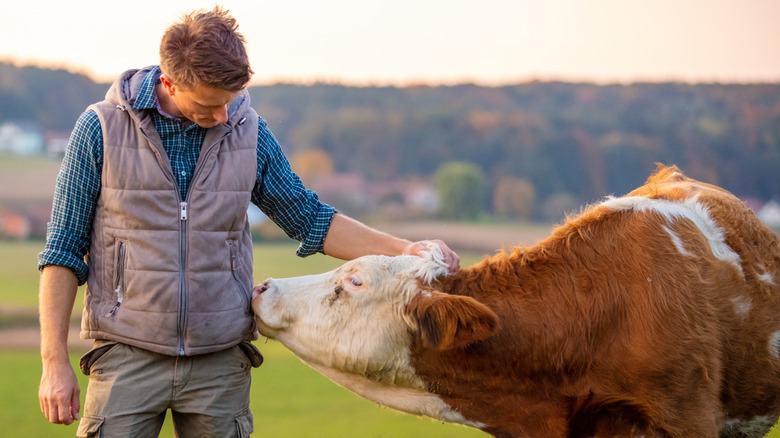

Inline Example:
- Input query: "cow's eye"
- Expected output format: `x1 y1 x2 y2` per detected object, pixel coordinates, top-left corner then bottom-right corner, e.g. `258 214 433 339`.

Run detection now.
349 275 363 287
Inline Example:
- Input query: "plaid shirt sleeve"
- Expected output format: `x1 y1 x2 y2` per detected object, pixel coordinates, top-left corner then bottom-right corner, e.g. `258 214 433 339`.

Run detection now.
252 119 336 257
37 110 103 285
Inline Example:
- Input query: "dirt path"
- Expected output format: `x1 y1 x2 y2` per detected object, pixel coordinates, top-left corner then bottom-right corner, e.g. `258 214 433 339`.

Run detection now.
0 325 91 351
0 306 90 351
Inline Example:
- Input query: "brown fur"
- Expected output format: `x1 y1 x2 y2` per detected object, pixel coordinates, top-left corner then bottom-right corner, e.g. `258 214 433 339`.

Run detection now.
408 165 780 437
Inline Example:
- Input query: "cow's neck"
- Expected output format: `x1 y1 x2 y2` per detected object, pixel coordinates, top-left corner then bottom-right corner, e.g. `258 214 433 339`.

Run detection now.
304 360 486 429
438 247 542 300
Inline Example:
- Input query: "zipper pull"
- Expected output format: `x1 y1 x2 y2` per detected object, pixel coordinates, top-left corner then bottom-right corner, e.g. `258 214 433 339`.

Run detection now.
180 202 188 220
229 242 238 270
106 302 121 317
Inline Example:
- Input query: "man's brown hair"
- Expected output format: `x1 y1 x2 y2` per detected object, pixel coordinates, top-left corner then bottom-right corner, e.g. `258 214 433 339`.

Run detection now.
159 6 253 92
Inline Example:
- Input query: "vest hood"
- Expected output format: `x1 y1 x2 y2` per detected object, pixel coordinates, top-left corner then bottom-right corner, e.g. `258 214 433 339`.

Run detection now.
105 67 252 128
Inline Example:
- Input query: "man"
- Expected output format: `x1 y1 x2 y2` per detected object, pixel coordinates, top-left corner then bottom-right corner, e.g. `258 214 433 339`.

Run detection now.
38 7 459 437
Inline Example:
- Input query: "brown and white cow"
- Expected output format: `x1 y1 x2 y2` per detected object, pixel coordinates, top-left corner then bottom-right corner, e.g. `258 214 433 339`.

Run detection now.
252 165 780 437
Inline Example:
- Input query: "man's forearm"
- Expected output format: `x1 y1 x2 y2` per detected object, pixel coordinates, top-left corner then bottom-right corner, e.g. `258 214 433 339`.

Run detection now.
322 213 412 260
39 265 79 364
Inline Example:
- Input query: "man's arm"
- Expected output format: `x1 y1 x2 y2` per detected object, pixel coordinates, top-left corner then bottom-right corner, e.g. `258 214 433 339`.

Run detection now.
37 109 103 425
38 265 80 425
323 213 411 259
323 213 460 272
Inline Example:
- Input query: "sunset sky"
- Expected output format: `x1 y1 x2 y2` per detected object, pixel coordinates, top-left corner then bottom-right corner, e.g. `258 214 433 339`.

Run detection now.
1 0 779 85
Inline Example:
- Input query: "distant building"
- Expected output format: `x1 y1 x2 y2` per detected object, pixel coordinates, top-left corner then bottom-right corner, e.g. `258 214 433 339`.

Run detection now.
0 120 44 155
758 198 780 228
0 203 51 239
310 173 439 219
44 131 71 157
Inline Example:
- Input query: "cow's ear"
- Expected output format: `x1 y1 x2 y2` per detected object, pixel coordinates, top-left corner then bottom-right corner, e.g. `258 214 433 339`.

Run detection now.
407 291 498 350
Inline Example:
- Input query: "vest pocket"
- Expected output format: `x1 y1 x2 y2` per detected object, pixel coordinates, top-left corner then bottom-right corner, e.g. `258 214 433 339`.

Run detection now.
228 240 251 305
106 241 126 317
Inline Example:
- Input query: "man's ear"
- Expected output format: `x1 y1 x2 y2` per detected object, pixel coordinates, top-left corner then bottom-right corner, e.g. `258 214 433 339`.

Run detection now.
159 74 176 96
406 291 498 350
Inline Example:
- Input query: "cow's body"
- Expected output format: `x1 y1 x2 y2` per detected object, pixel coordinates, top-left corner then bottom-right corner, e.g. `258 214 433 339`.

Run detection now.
253 165 780 437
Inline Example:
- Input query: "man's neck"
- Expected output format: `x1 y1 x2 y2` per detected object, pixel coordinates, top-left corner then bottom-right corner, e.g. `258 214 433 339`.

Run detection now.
155 82 183 119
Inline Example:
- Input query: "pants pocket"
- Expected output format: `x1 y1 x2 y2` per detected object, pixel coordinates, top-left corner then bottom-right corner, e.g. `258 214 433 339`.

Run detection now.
237 341 264 368
234 409 254 437
79 341 119 375
76 414 105 437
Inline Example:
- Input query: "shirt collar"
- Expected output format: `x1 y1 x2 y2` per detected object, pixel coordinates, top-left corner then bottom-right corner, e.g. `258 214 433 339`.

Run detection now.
133 66 162 111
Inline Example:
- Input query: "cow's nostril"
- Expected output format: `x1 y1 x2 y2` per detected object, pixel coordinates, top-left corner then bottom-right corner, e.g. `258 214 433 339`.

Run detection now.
253 281 272 300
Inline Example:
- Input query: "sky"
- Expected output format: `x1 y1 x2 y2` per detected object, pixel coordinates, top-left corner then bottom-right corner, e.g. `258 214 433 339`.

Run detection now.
1 0 779 86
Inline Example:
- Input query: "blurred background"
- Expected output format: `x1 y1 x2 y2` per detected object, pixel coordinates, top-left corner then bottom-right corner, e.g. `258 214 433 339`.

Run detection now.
1 0 779 436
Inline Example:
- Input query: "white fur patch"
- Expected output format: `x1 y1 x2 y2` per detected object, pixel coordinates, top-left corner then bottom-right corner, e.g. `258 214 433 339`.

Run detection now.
730 296 752 319
601 195 743 275
770 331 780 359
409 243 450 284
662 225 691 256
756 264 776 285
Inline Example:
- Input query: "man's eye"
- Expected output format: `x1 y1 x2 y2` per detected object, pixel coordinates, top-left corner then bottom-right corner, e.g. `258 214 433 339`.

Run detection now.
349 275 363 287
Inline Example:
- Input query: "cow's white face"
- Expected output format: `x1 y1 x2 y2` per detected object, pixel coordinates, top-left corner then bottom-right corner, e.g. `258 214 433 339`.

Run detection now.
253 252 445 387
252 248 497 426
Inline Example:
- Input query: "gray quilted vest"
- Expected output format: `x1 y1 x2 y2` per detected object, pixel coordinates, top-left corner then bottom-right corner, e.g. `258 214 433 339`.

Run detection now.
81 67 259 356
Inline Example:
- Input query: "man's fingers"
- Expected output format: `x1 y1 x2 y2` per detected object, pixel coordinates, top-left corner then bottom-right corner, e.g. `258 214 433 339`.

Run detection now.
39 379 80 424
58 403 73 425
71 388 81 422
428 239 460 273
402 241 426 256
403 240 461 274
445 252 461 273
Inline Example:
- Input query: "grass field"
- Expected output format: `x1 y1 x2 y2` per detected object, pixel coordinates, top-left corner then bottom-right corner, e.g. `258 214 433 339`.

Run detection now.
2 240 779 437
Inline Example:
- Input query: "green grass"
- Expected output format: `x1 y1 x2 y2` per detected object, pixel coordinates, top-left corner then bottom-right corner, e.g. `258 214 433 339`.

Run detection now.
0 240 46 308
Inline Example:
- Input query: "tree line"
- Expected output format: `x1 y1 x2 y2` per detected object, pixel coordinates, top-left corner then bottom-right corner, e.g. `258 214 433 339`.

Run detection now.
2 62 779 220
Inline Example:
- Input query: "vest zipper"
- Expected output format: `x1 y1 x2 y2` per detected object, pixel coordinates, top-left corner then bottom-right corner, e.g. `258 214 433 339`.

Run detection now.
136 122 233 356
178 201 188 355
175 131 230 356
106 241 126 317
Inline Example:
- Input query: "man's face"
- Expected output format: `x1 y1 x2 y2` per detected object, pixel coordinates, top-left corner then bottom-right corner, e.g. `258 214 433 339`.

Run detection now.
160 76 239 128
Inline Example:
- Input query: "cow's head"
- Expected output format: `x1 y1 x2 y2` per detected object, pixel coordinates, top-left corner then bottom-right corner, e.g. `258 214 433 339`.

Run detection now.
252 247 498 390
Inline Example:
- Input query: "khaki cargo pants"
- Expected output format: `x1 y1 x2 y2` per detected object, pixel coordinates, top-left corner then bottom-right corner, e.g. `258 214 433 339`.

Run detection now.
76 340 263 437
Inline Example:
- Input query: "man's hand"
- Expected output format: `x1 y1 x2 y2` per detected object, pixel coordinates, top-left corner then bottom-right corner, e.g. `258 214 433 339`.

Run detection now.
403 239 460 274
38 265 80 425
39 360 80 425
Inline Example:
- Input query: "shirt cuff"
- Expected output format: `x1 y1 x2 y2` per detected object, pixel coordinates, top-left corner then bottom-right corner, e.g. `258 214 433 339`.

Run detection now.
37 249 89 285
295 204 337 257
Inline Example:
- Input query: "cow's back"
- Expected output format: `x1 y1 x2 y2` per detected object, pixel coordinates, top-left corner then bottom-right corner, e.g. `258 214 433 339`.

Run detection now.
630 165 780 420
426 164 780 435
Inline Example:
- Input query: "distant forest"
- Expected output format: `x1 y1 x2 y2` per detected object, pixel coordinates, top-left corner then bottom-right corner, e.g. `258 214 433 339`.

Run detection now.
2 62 779 217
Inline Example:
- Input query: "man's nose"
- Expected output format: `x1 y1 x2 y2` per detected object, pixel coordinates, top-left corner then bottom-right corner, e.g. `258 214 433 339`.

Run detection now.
214 106 228 124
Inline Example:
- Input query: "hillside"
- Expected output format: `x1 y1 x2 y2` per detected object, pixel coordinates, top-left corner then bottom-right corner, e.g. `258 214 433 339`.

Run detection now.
1 62 779 219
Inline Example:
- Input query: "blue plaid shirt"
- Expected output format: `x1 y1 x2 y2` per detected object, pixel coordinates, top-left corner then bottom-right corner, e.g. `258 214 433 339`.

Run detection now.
38 67 336 285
